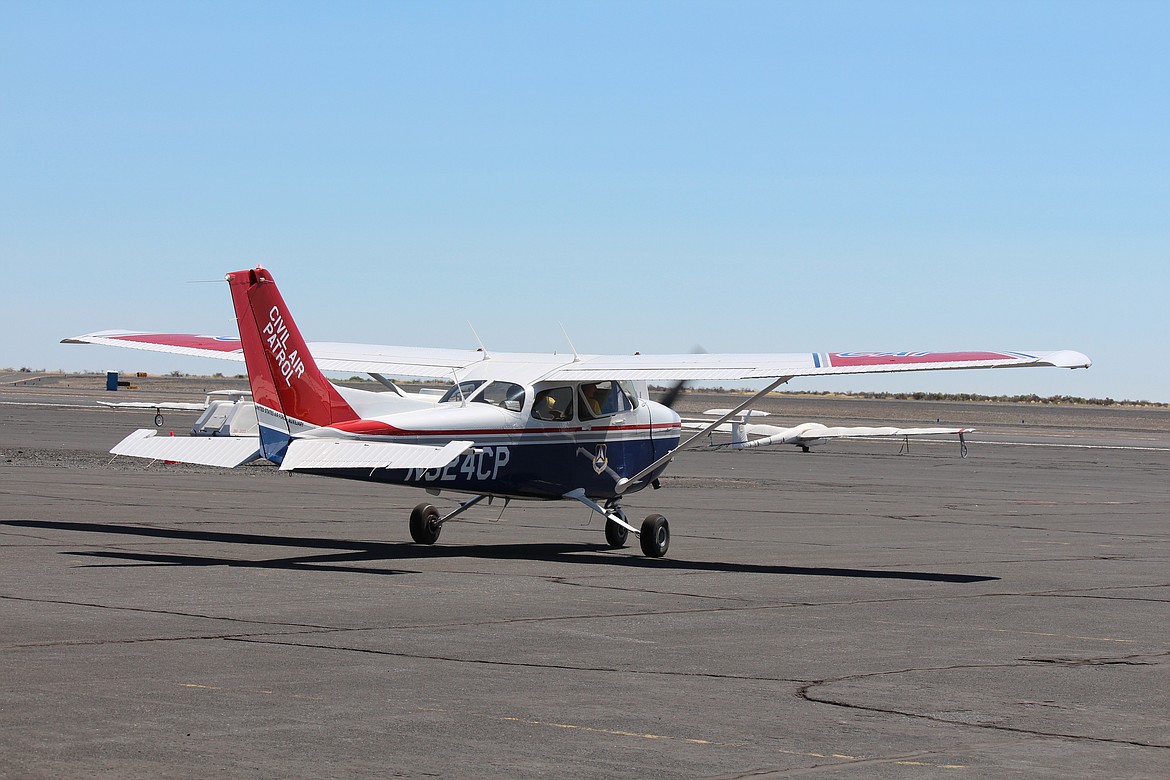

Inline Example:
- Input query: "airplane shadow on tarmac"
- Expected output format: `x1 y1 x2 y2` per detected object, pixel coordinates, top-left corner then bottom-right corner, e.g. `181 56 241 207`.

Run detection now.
3 519 998 583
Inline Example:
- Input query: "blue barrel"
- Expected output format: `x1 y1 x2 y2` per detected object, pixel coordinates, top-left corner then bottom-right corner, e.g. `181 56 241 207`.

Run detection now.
106 371 118 391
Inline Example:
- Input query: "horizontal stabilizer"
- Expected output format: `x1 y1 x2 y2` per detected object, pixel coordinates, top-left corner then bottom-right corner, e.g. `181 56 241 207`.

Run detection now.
110 429 263 467
279 439 474 472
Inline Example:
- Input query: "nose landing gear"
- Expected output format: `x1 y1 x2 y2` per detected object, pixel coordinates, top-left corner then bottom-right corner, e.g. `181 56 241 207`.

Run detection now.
639 513 670 558
601 500 669 558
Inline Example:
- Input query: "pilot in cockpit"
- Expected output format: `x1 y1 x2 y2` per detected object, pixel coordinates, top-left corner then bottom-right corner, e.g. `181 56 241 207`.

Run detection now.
580 383 602 418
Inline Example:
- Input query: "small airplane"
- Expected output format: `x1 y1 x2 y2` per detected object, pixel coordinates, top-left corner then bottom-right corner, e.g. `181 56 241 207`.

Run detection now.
683 408 973 455
65 266 1090 557
99 389 255 430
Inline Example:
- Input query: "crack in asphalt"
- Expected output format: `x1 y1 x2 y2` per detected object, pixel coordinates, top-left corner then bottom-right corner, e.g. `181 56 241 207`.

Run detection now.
224 635 813 683
914 512 1169 539
1021 653 1164 667
541 576 759 603
0 594 339 631
796 656 1170 750
5 628 337 650
1036 593 1170 604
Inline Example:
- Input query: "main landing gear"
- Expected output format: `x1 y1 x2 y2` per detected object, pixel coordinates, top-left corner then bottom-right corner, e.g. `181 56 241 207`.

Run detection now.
409 495 671 559
409 503 442 545
409 494 490 546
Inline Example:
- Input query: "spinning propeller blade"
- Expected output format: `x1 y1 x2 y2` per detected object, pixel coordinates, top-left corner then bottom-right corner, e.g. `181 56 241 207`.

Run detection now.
657 346 705 409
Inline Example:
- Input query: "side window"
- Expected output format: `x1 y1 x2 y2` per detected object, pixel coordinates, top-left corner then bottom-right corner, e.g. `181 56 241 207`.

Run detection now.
601 381 635 414
532 386 574 421
579 381 635 419
619 381 641 409
478 382 526 412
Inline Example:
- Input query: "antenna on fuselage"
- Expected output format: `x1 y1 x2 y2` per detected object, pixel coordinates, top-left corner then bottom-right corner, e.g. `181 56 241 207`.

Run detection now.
557 322 580 362
467 321 490 360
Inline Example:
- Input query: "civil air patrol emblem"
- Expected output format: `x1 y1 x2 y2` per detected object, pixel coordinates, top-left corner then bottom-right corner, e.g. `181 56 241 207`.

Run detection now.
592 444 608 475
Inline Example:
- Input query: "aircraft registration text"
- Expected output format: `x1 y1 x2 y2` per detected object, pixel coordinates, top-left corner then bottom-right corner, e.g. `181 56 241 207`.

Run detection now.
406 446 511 483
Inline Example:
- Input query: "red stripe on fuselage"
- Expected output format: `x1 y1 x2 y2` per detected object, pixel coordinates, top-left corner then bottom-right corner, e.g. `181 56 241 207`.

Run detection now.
328 419 681 438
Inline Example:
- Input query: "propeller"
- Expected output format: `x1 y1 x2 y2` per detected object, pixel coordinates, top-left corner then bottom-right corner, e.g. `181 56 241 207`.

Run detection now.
656 346 706 410
658 379 688 409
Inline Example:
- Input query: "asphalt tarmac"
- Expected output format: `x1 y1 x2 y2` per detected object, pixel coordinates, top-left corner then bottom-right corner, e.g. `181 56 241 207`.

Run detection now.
2 380 1167 778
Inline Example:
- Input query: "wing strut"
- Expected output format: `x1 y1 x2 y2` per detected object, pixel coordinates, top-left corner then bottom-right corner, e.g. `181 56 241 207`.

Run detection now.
435 494 489 527
563 488 639 534
615 376 793 495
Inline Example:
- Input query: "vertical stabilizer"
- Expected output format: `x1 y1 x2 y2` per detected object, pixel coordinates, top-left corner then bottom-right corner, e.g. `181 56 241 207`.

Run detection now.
226 267 357 462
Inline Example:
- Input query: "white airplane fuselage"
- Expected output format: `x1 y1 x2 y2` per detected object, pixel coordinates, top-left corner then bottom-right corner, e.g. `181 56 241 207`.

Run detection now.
276 380 681 501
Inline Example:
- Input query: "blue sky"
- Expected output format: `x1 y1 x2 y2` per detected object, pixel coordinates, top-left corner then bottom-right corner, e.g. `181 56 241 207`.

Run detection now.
2 1 1167 401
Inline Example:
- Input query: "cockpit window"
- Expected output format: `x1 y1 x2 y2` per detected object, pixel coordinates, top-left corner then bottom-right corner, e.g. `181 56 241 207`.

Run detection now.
619 381 641 409
439 380 485 403
532 386 574 421
477 382 526 412
578 381 636 419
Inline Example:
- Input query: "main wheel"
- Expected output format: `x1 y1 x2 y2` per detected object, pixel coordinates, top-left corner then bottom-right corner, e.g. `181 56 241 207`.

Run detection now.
409 503 442 545
604 517 629 548
639 514 670 558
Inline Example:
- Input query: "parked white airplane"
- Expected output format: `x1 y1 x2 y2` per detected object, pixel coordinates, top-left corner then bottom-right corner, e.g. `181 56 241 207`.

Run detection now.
683 409 973 455
65 266 1090 557
99 389 255 430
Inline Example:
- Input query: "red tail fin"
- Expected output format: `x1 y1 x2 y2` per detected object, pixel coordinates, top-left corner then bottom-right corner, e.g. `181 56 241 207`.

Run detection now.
226 267 357 430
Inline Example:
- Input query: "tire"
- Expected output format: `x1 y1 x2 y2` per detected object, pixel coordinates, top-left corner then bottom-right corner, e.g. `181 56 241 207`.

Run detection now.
639 514 669 558
409 503 441 545
154 413 164 427
604 518 628 548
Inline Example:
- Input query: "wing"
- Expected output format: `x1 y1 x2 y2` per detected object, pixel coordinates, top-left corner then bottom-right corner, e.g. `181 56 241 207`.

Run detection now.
542 350 1091 381
65 331 1090 381
63 331 248 362
63 330 486 378
97 401 208 411
735 422 974 450
773 425 973 440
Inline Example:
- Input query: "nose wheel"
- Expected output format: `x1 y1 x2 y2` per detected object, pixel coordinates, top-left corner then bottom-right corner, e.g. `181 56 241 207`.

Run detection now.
639 514 670 558
567 491 671 558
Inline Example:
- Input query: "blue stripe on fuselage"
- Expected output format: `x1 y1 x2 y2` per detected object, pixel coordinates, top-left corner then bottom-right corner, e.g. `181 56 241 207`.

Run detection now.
294 435 680 500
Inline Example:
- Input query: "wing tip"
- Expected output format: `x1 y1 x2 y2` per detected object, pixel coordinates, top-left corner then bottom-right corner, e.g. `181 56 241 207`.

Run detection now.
1039 350 1092 369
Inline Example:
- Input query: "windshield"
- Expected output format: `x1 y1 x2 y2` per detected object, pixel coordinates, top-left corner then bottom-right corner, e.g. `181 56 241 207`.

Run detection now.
439 380 525 412
438 380 485 403
477 382 526 412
